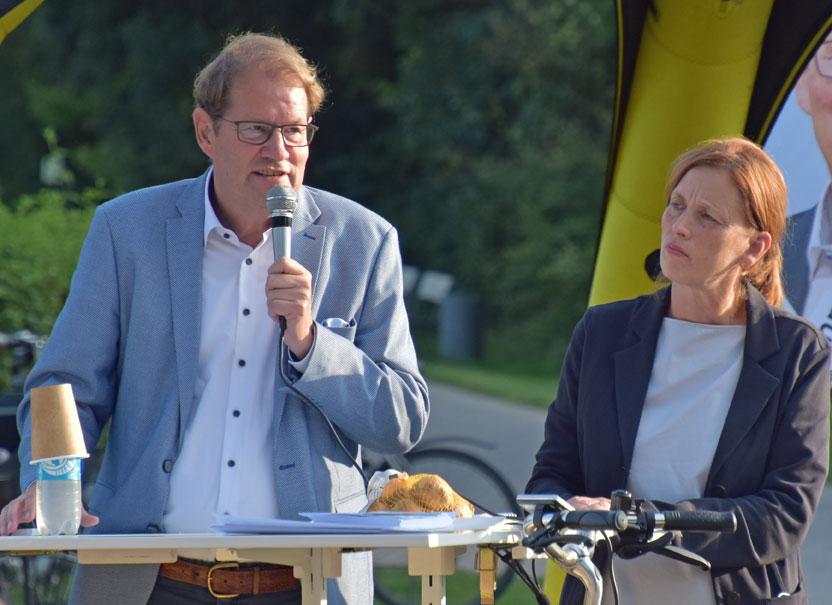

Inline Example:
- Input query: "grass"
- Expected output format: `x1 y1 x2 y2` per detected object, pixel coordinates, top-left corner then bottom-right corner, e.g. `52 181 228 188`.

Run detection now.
374 566 541 605
413 328 559 408
420 356 556 408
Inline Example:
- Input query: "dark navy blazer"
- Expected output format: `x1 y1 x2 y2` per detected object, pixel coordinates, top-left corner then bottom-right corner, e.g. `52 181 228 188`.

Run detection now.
528 285 830 605
782 208 814 316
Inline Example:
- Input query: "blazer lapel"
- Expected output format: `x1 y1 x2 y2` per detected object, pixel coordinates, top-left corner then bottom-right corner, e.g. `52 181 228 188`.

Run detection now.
708 286 780 479
614 289 669 470
291 187 325 314
166 173 207 449
273 187 325 430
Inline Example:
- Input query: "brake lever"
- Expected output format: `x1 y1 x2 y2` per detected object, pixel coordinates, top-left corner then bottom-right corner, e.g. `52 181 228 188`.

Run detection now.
616 531 673 559
653 544 711 571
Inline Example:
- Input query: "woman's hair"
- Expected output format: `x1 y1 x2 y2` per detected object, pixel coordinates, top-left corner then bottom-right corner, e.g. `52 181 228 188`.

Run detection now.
665 136 787 307
193 32 326 119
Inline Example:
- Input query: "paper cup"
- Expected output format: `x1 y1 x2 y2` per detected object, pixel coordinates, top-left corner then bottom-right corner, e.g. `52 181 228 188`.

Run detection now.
29 384 89 464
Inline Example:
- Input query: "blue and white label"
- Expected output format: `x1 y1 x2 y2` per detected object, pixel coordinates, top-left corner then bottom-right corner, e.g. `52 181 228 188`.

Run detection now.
37 458 81 481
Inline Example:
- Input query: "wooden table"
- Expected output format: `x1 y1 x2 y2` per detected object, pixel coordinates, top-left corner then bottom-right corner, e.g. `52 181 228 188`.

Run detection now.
0 524 523 604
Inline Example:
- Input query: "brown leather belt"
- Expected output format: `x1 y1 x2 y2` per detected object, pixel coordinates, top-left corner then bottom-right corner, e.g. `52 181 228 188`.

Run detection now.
159 558 299 599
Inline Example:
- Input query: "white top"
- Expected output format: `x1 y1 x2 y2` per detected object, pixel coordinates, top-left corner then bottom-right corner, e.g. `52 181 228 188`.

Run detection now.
164 170 294 533
604 317 745 605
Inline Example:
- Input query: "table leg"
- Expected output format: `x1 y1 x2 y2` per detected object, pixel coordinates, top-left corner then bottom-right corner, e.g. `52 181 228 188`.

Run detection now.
223 547 341 605
407 546 455 605
297 548 325 604
420 573 447 605
477 547 497 604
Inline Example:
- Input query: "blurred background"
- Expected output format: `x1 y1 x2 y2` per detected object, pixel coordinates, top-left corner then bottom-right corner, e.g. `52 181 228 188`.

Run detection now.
0 0 615 402
0 2 613 602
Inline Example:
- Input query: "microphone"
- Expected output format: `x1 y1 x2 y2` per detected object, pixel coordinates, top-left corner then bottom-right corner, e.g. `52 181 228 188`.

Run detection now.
266 185 297 261
266 186 297 331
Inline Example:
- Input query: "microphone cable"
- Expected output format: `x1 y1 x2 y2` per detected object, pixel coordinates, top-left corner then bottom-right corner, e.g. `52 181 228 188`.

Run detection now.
276 328 507 518
277 328 369 489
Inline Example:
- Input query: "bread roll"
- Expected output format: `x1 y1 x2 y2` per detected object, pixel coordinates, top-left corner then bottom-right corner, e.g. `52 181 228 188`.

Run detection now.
367 472 475 517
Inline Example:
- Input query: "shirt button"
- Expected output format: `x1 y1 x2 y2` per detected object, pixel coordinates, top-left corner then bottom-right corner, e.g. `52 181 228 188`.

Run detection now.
245 258 253 265
238 359 246 367
711 484 728 497
233 410 241 418
242 308 250 316
227 460 236 468
223 233 230 239
162 459 173 473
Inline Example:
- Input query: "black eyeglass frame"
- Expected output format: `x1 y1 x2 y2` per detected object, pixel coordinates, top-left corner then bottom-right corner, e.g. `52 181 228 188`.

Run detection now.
214 116 319 147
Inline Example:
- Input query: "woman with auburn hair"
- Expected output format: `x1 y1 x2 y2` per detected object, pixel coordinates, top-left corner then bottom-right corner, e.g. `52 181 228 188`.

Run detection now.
527 137 829 604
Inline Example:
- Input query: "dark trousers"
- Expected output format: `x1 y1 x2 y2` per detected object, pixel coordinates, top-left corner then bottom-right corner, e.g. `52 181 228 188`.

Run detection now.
146 575 302 605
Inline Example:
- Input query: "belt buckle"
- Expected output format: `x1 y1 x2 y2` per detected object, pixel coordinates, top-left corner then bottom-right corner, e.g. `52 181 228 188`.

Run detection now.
207 562 241 599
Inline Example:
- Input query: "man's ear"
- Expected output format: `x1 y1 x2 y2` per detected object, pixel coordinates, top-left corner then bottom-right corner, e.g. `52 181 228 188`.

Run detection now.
193 108 216 158
796 66 813 115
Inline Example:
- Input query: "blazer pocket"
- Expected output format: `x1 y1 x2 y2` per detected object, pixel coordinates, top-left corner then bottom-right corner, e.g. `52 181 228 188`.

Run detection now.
325 319 357 343
334 490 369 513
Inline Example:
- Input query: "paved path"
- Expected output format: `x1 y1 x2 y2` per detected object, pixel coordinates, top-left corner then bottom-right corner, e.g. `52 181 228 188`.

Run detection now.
425 381 832 598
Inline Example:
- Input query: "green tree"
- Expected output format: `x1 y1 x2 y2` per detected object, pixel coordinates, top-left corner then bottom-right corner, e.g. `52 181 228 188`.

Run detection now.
375 0 614 363
0 0 615 372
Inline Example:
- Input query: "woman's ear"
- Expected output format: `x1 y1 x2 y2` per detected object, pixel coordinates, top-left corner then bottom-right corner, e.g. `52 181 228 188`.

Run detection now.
742 231 772 270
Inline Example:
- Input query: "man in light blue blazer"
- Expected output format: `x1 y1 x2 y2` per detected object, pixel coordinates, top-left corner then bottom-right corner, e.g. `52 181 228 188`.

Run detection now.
1 32 429 604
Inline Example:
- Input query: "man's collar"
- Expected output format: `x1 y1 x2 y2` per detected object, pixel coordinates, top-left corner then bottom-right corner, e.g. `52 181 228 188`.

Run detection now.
202 166 223 245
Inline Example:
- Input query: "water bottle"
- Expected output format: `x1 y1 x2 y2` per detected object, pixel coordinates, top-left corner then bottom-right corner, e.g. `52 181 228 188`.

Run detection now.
36 457 82 535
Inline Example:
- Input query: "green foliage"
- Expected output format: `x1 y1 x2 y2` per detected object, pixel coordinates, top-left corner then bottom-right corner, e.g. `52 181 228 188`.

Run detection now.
0 189 98 335
0 0 615 370
376 0 614 362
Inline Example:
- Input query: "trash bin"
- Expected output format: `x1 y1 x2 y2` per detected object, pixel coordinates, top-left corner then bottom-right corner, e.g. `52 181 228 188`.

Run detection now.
438 290 483 361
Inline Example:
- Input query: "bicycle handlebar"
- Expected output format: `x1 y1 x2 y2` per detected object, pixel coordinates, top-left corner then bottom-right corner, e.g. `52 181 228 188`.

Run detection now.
661 510 736 533
559 510 629 531
534 508 735 534
519 493 738 605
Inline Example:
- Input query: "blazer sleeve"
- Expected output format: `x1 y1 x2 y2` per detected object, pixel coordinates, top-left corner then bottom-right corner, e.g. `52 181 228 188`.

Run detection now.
525 313 588 499
288 226 429 454
17 207 120 490
661 343 830 569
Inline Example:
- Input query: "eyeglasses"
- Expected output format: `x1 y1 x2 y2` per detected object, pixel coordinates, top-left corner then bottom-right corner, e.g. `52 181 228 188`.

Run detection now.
815 41 832 79
215 117 318 147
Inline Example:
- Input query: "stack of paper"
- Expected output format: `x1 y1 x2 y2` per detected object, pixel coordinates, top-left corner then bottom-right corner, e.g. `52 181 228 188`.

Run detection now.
211 512 507 535
301 512 455 531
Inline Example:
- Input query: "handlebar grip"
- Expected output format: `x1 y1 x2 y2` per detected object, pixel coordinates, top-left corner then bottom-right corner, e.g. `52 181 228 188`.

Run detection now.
561 510 628 531
661 510 737 533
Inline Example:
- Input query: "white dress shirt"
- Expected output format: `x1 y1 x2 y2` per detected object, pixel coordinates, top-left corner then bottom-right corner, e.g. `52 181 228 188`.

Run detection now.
603 318 745 605
163 170 284 532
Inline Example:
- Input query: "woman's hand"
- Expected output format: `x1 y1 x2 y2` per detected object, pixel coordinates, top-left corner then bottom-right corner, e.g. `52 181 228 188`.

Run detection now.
568 495 612 511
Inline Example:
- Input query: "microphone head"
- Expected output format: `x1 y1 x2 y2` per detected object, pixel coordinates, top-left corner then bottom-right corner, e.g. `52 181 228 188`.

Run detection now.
266 186 297 217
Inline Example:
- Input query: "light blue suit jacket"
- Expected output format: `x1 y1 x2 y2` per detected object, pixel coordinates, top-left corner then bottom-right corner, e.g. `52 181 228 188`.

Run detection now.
17 170 430 604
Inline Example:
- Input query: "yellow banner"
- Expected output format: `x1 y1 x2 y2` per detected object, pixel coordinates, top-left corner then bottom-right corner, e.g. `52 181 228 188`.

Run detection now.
0 0 45 45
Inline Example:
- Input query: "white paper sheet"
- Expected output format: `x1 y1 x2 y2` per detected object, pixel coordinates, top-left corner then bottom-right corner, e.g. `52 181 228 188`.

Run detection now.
210 513 509 535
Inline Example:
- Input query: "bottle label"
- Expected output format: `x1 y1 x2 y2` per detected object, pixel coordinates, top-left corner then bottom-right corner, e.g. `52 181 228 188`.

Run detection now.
37 458 82 481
